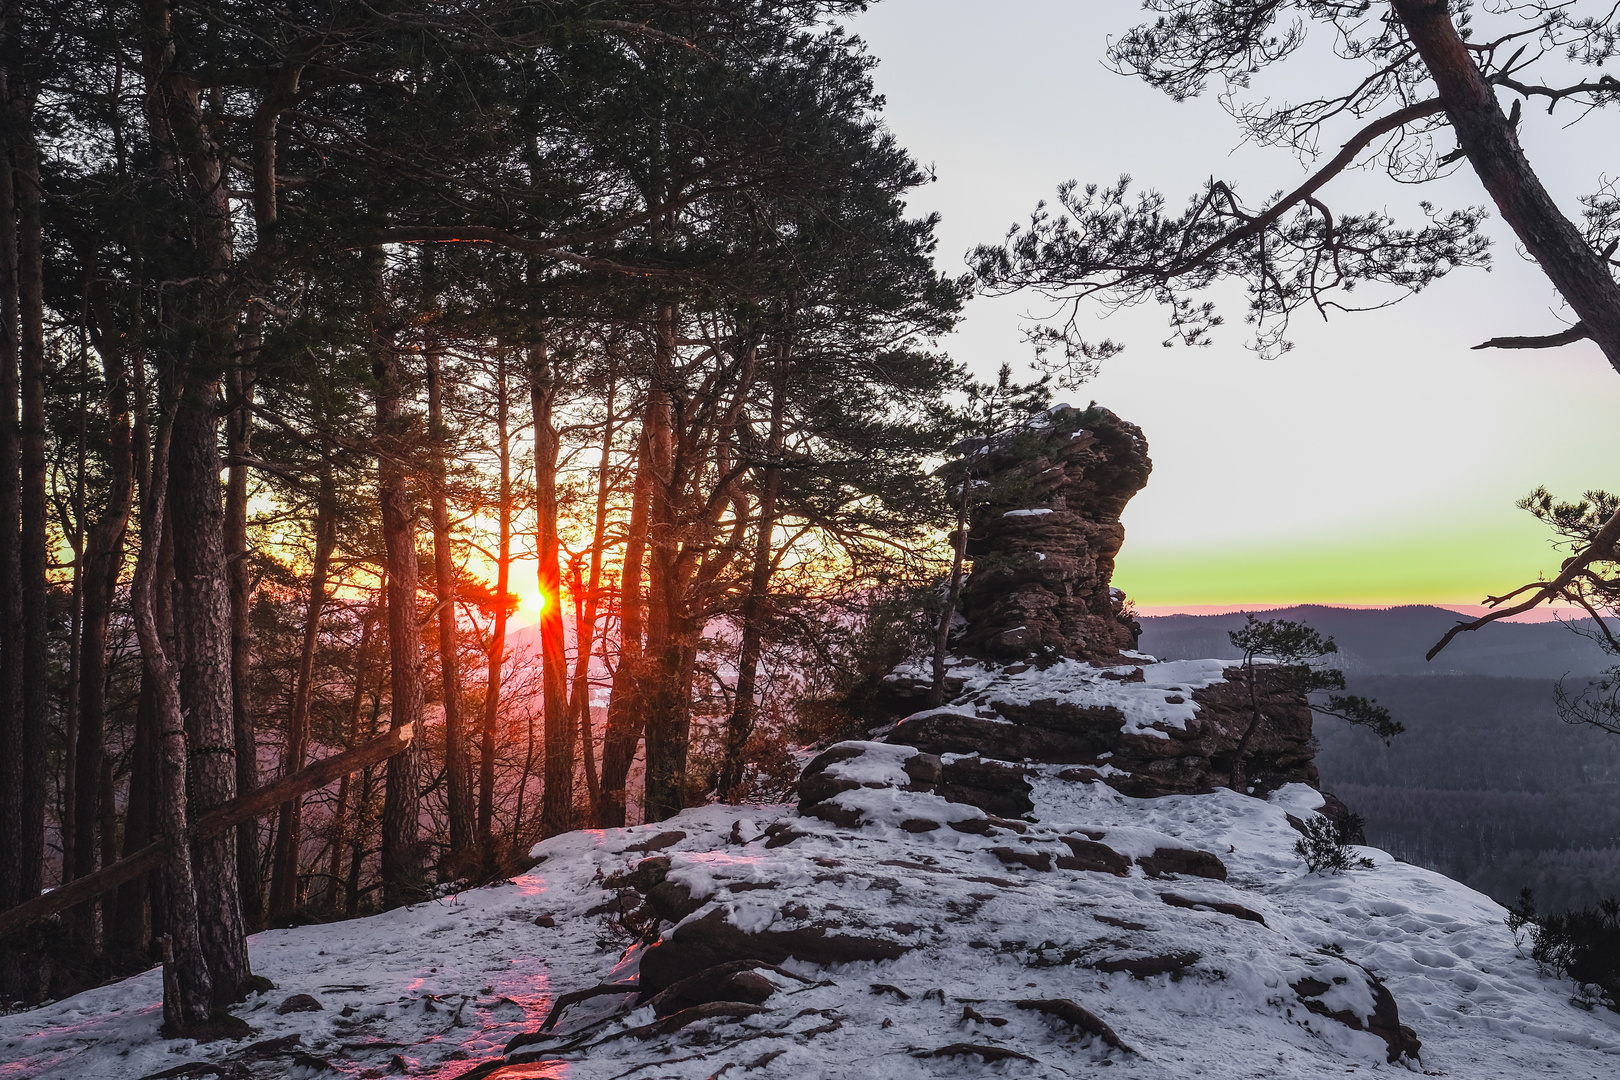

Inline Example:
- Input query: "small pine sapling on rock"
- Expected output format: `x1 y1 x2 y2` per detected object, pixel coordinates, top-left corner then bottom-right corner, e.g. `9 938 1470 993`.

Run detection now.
1295 813 1375 875
1227 615 1404 791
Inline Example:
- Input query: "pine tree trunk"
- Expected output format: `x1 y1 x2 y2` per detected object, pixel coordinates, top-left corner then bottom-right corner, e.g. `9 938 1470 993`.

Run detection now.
225 346 261 931
641 301 687 823
15 69 48 918
928 491 971 710
0 39 24 1005
368 252 424 908
0 48 23 926
427 347 473 860
479 353 512 857
113 666 158 956
144 0 250 1005
719 352 788 801
533 343 574 837
111 348 157 959
69 295 137 942
1394 0 1620 374
599 423 652 827
169 383 251 1006
135 411 213 1032
323 611 372 914
64 473 83 908
269 475 334 920
571 387 617 822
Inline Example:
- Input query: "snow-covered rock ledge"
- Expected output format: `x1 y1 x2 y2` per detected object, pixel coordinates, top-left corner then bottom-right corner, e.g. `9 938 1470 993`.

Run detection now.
7 774 1620 1078
878 654 1320 799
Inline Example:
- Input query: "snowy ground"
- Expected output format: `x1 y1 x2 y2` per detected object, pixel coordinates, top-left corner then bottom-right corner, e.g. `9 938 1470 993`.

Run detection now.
5 767 1619 1079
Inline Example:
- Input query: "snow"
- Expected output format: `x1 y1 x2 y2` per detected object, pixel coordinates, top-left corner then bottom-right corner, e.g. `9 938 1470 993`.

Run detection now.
7 669 1620 1079
1002 508 1053 517
888 655 1231 738
819 741 918 788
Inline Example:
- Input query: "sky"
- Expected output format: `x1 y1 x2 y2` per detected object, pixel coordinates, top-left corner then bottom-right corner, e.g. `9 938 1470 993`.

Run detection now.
845 0 1620 614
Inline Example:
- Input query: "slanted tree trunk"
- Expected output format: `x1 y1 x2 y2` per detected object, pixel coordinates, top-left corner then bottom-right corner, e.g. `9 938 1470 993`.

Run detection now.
1393 0 1620 374
269 472 334 920
479 351 513 858
599 422 652 827
532 342 573 837
368 250 424 909
427 345 473 861
719 350 789 801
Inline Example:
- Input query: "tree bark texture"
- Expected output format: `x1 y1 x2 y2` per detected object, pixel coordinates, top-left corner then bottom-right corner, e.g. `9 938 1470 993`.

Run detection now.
1393 0 1620 373
427 346 473 859
225 340 261 930
369 253 424 907
0 49 23 921
146 0 252 1005
169 385 251 1006
69 288 137 930
599 423 652 828
479 353 511 855
570 387 617 821
133 412 213 1030
719 350 788 801
269 475 334 920
642 303 688 823
533 343 574 837
14 69 47 915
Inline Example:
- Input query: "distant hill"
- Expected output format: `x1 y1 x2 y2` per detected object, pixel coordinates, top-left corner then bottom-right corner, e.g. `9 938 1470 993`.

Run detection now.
1139 603 1613 679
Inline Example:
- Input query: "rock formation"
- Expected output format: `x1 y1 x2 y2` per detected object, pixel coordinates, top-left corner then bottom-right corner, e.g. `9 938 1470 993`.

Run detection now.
953 404 1151 662
878 657 1319 799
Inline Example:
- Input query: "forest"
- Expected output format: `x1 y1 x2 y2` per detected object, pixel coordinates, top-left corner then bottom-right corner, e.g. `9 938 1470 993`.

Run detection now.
0 0 977 1021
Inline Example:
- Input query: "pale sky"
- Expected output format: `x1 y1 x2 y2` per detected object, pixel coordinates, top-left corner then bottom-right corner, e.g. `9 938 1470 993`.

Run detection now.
847 0 1620 610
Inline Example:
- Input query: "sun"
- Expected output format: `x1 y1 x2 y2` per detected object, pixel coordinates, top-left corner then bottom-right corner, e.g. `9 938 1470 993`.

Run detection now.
510 582 548 627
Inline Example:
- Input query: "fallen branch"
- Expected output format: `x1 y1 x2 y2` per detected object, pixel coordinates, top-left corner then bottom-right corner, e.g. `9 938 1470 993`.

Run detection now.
0 725 413 939
504 981 640 1052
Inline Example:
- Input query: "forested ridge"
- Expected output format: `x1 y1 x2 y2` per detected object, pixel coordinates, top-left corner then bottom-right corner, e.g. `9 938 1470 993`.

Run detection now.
1317 675 1620 912
1144 612 1620 910
0 0 973 1023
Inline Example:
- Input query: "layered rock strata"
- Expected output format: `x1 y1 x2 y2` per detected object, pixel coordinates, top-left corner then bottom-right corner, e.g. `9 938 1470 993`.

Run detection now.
879 656 1318 799
953 405 1151 662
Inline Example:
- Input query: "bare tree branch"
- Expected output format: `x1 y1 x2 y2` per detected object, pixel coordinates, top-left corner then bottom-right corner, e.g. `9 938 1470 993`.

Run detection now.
1472 322 1590 350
